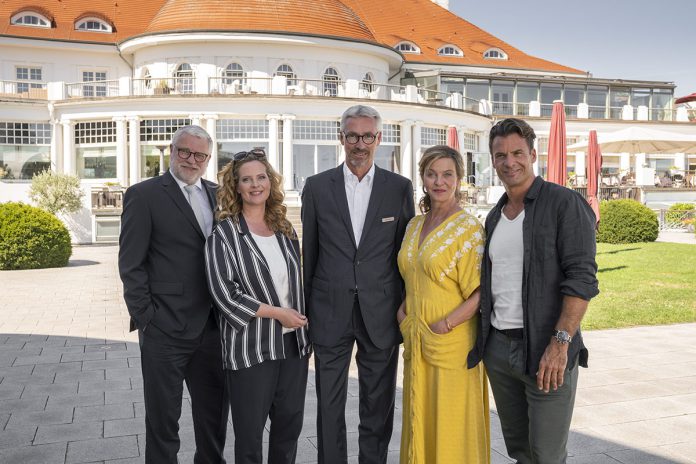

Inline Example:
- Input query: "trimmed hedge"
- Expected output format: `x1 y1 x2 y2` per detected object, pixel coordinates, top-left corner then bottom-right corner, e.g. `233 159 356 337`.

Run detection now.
597 199 658 244
0 202 72 270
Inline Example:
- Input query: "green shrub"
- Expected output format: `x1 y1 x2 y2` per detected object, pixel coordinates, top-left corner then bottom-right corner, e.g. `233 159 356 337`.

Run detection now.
597 199 658 244
665 202 695 224
0 202 72 270
29 170 84 215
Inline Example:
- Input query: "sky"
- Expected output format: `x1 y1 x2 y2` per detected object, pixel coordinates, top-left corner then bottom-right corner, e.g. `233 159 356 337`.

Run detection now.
450 0 695 98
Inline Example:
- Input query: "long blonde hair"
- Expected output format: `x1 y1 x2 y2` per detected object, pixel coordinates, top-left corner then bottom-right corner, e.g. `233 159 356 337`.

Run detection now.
216 155 295 239
418 145 465 214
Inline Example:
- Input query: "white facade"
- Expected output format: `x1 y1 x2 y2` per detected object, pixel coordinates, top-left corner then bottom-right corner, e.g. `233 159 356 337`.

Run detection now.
2 28 696 243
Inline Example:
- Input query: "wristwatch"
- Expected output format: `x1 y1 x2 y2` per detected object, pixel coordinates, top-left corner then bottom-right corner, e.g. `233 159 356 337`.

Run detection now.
553 329 572 345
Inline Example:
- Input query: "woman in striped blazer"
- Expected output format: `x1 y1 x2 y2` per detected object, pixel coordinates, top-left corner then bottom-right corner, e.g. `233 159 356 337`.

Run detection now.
205 149 311 464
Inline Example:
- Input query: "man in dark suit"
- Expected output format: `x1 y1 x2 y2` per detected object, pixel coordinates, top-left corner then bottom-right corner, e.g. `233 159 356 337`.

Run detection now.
118 125 227 463
302 105 415 464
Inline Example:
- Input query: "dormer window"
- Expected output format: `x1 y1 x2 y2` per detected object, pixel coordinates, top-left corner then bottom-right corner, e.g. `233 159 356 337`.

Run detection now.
438 45 463 57
484 48 508 60
75 17 112 33
11 11 51 28
395 41 420 54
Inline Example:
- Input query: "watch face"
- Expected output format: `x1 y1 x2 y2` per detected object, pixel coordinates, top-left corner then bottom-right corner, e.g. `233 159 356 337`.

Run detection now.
555 330 571 343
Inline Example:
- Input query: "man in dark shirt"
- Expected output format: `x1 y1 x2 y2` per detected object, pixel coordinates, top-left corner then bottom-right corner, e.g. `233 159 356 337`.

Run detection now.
468 118 599 464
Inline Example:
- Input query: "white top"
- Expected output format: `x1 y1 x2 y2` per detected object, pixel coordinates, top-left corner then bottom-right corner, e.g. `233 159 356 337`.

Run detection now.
489 208 525 330
251 232 294 334
343 162 375 246
170 169 213 236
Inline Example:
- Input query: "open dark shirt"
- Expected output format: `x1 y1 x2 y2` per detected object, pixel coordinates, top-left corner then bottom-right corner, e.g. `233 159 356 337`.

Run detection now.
468 176 599 376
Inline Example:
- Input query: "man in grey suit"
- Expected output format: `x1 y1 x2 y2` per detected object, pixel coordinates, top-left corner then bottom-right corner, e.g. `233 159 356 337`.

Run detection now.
302 105 415 464
119 125 227 463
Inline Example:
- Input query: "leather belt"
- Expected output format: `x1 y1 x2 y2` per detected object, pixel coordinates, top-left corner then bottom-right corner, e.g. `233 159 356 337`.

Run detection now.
493 326 524 340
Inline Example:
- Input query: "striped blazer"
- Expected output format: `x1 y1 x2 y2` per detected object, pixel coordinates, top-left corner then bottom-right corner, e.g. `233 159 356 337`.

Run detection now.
205 214 311 370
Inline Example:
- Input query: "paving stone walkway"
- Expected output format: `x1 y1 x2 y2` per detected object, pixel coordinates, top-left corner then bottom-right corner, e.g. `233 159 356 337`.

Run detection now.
0 245 694 463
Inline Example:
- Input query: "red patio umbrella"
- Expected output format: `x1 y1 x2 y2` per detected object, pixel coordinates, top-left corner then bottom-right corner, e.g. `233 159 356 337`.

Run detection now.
675 93 696 104
586 130 602 226
446 126 460 151
546 100 567 185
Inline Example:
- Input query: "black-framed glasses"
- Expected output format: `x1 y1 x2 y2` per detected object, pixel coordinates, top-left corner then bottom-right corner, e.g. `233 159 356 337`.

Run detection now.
233 148 267 161
174 146 209 162
342 131 379 145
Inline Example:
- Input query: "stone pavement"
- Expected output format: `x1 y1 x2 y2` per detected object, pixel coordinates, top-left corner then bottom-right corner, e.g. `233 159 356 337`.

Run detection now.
0 245 695 463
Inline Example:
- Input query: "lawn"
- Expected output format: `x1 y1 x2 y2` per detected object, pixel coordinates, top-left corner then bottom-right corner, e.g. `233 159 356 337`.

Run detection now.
584 241 696 330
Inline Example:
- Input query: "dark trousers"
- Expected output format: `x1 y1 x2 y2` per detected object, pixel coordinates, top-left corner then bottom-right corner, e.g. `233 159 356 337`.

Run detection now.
227 332 309 464
139 314 228 464
313 299 398 464
484 328 579 464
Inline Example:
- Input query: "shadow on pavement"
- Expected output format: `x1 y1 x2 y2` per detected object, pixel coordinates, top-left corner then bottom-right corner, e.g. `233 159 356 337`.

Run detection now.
0 333 689 463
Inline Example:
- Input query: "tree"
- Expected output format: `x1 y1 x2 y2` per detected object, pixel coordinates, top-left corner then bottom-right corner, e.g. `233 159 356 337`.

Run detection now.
29 170 84 215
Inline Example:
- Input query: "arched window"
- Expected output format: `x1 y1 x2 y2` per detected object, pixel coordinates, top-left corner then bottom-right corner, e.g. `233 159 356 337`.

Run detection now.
11 12 51 28
224 63 245 81
322 67 340 97
394 41 420 54
437 45 463 57
360 73 374 93
274 64 296 86
75 17 112 33
484 48 508 60
174 63 194 94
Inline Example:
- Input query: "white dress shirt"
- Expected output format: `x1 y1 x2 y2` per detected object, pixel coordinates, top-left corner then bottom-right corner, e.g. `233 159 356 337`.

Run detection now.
343 162 375 246
170 169 214 236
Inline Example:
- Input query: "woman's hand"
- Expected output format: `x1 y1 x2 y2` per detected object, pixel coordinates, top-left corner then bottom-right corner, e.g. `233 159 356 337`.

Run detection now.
276 307 308 329
396 301 407 324
429 318 451 335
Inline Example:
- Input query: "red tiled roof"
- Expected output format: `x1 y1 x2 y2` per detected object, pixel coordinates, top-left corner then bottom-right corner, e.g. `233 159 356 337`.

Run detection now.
143 0 375 43
0 0 582 74
341 0 584 74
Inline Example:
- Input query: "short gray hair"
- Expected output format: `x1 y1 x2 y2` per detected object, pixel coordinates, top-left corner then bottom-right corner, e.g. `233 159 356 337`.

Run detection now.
340 105 382 132
171 125 213 152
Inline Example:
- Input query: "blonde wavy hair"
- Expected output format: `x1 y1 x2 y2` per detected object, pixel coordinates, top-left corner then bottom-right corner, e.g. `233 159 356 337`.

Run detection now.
418 145 465 214
216 153 295 239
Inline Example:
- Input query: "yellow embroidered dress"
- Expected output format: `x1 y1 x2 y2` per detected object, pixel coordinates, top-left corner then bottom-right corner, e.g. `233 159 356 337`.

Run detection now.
397 210 490 464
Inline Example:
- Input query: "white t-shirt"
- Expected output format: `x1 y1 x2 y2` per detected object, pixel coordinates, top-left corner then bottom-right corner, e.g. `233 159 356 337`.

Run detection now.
489 209 525 330
251 232 294 334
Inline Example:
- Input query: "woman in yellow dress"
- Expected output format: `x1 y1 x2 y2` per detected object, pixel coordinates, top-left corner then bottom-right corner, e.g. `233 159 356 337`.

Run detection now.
397 145 490 463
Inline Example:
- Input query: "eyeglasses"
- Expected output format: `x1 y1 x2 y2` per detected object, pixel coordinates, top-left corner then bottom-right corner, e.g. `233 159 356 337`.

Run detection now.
233 149 267 161
342 132 379 145
175 146 209 162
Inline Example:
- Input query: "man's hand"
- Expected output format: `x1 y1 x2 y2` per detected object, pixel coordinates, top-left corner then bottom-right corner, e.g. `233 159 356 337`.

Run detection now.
276 308 308 329
536 339 568 393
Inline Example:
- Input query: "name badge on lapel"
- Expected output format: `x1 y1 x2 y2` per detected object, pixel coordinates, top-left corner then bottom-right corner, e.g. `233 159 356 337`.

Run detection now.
381 216 395 223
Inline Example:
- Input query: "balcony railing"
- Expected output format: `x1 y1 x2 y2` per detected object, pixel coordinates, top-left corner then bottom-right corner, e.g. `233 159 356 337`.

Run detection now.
571 186 641 202
653 170 696 188
65 80 120 98
0 80 48 99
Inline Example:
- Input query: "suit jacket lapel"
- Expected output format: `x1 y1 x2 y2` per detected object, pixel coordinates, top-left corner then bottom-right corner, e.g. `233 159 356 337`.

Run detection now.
161 171 205 239
331 165 357 249
203 179 218 225
359 165 386 249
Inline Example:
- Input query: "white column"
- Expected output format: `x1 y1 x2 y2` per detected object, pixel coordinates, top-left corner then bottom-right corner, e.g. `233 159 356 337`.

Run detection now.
61 120 75 175
412 121 423 195
113 116 128 186
574 151 586 186
127 116 140 185
399 119 414 181
190 114 203 128
620 153 631 173
50 121 63 173
532 138 540 178
204 114 218 181
635 153 647 185
266 114 281 173
281 114 295 192
674 153 687 171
